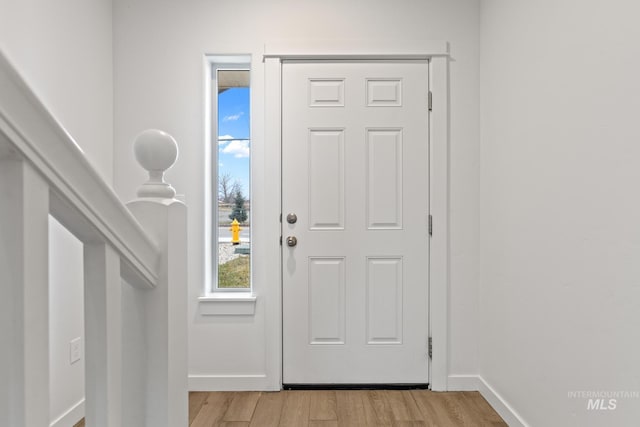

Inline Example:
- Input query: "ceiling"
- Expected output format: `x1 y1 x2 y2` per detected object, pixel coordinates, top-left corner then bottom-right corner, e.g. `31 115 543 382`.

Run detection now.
218 70 250 93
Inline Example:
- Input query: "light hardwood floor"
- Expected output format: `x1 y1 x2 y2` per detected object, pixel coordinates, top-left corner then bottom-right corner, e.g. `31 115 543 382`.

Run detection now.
189 390 507 426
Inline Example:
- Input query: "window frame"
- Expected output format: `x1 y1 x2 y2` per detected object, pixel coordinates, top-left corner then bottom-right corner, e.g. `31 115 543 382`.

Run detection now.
204 55 253 295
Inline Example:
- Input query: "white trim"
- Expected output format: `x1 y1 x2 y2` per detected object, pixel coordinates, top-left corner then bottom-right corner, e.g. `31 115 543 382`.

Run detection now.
478 377 529 427
189 374 278 392
428 56 450 391
198 294 257 315
202 55 214 296
264 40 449 60
264 41 450 390
50 399 84 427
203 55 254 295
263 57 284 391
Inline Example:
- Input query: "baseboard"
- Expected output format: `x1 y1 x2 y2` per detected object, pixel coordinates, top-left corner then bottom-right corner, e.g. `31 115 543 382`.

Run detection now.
189 374 278 391
446 375 528 426
477 377 529 427
50 398 84 427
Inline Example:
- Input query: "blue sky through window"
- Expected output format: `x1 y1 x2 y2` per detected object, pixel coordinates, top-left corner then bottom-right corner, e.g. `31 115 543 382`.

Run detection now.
218 87 250 198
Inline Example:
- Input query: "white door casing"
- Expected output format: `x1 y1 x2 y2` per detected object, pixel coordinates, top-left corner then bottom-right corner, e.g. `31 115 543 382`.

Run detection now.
282 60 430 384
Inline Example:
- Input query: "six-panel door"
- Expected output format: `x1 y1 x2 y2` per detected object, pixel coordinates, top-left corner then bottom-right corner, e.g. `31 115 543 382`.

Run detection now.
282 61 430 384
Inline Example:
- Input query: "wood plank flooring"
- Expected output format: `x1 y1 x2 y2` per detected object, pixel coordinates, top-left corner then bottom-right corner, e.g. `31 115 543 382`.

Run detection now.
189 390 507 426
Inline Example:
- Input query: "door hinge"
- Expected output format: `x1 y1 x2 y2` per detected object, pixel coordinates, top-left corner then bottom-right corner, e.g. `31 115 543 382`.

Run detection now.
279 236 283 246
429 214 433 236
428 91 433 111
279 213 282 223
428 337 433 359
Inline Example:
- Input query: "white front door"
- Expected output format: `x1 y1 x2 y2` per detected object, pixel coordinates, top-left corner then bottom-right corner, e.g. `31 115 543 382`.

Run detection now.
282 60 430 384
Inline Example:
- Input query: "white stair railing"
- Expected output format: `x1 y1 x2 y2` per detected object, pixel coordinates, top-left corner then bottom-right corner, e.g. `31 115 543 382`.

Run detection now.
0 52 187 426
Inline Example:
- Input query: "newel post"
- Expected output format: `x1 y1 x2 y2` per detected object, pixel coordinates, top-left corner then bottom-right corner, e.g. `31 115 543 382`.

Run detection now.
126 129 188 426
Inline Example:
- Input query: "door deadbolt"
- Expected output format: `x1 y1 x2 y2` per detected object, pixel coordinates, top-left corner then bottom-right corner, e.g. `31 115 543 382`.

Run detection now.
286 236 298 247
286 213 298 224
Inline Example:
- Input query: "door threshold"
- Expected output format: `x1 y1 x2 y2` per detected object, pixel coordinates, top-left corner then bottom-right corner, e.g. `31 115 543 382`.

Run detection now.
283 383 430 390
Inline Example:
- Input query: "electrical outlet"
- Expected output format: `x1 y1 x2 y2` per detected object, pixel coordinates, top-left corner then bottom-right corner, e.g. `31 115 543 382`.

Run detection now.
69 337 82 364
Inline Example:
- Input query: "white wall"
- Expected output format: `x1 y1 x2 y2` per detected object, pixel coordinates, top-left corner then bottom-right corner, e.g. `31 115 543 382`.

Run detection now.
479 1 640 425
0 0 114 184
0 0 114 423
48 218 85 426
113 0 481 389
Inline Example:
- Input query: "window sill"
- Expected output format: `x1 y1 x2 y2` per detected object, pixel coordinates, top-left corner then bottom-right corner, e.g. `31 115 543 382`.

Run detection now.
198 293 257 316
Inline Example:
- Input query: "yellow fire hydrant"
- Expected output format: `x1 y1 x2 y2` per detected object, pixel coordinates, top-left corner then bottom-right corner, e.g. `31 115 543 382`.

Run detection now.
230 219 242 245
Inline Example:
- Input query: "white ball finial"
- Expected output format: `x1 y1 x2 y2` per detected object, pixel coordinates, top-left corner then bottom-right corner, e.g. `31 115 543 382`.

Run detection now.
134 129 178 198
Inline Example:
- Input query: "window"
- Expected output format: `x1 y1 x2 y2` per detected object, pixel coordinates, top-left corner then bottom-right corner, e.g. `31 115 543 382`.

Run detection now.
207 56 251 293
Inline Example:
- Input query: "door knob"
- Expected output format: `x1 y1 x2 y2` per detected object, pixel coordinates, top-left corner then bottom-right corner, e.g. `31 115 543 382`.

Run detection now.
286 213 298 224
286 236 298 247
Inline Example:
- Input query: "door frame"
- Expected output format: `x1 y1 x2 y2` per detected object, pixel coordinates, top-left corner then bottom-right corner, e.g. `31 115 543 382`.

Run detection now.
263 40 450 391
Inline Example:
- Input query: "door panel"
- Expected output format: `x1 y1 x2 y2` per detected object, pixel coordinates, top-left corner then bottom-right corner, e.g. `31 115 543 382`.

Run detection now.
282 61 430 384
